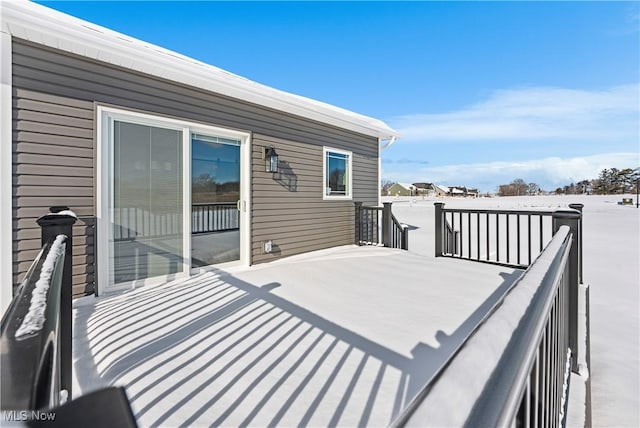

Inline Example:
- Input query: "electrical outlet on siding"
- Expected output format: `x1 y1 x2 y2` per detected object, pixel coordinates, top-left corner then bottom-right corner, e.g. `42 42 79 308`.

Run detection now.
264 240 273 253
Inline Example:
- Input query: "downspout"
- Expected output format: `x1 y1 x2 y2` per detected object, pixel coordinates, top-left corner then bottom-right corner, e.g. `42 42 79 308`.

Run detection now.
380 136 397 150
378 151 382 206
378 136 397 206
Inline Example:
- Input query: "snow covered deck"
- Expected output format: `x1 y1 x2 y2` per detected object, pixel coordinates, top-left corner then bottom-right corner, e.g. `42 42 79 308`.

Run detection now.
72 245 521 427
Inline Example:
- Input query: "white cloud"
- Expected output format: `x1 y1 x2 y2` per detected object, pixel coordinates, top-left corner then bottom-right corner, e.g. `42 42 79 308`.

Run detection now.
391 84 639 143
384 152 640 192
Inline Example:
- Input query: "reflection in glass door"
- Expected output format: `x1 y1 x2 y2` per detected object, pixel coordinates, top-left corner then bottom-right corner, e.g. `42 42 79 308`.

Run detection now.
191 134 241 267
110 121 183 285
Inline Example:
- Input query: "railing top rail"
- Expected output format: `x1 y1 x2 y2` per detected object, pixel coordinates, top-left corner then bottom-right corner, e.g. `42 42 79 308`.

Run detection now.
393 226 573 427
467 227 573 427
191 202 238 206
391 213 405 229
442 207 556 216
360 205 383 211
1 234 68 410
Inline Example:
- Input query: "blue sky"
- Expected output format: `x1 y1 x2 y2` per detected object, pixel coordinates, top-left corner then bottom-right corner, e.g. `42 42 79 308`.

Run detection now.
41 1 639 192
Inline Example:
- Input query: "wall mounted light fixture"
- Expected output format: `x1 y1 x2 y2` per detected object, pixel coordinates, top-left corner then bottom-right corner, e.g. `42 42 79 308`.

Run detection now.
264 146 279 173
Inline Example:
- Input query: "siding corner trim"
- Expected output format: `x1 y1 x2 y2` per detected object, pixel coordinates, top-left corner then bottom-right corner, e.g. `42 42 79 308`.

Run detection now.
1 31 13 315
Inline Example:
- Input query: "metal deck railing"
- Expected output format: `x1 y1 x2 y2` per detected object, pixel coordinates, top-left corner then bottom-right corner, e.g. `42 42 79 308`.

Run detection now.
1 234 69 410
355 202 408 250
394 225 578 427
391 202 589 427
1 208 137 426
113 203 239 241
434 202 583 271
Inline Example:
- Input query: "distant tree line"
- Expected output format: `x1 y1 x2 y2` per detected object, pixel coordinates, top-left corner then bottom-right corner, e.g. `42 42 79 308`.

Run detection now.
554 167 639 195
381 180 395 195
497 167 639 196
497 179 541 197
192 173 239 203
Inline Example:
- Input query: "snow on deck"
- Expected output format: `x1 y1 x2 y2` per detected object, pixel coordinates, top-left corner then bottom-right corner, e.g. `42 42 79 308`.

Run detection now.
72 246 520 427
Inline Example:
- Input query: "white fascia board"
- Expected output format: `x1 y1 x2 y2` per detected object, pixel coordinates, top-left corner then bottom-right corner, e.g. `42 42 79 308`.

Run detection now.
1 1 399 141
0 30 13 315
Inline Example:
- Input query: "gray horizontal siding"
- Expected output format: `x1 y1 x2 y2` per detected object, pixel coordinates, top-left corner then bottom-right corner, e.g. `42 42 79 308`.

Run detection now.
250 134 377 264
12 72 95 296
12 43 378 154
12 38 379 296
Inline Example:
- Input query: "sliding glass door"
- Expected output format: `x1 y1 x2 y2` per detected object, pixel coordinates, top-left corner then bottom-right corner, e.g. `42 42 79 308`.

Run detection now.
110 121 184 285
99 107 250 294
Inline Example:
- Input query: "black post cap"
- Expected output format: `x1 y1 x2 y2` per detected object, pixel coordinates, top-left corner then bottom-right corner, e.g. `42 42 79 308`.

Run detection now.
50 206 70 213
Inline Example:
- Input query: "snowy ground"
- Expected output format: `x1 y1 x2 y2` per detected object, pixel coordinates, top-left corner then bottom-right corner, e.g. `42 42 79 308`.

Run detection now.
73 246 520 427
387 194 640 427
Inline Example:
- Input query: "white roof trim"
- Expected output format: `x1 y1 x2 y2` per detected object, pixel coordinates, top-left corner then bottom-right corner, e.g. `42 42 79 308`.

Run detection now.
1 0 399 140
397 183 416 190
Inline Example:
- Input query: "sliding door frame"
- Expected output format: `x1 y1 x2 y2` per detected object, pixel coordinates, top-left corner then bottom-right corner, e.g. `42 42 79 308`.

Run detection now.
96 105 251 296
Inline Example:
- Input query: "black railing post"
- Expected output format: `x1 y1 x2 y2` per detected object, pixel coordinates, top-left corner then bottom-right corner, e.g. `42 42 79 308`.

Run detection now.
552 209 581 372
382 202 392 247
401 225 409 250
36 206 77 399
568 203 584 284
354 202 363 245
434 202 444 257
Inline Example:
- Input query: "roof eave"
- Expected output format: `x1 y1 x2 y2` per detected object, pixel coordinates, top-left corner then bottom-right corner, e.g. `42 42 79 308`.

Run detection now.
1 1 399 141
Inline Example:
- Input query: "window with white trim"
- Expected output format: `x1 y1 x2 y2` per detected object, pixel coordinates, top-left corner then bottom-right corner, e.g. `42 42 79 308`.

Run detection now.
323 147 352 199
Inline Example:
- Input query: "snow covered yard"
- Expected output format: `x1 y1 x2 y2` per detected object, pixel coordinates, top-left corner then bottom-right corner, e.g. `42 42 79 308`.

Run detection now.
389 194 640 427
72 246 520 427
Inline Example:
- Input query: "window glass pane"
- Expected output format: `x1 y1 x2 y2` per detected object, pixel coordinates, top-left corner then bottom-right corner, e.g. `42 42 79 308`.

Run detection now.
192 137 240 203
326 151 349 196
111 121 183 284
191 135 241 267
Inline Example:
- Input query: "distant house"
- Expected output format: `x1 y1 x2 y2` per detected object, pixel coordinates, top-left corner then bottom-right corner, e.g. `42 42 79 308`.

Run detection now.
450 187 466 197
433 184 450 197
388 183 417 196
412 182 436 196
436 185 480 198
466 188 479 198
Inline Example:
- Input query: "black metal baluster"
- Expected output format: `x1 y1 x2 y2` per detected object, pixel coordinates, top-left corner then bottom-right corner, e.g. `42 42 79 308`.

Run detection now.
373 210 376 243
364 208 368 243
477 212 480 260
539 214 544 253
452 212 456 255
517 214 521 265
468 212 471 259
458 211 463 257
371 210 375 243
365 209 370 243
375 209 378 243
496 213 500 262
486 212 490 260
528 214 532 265
506 214 510 264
